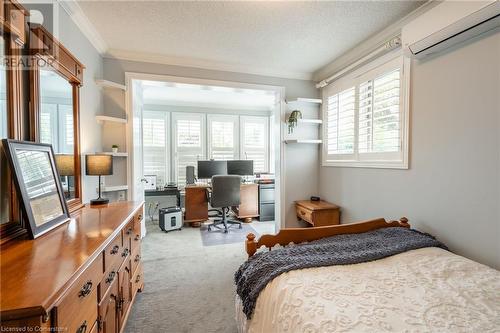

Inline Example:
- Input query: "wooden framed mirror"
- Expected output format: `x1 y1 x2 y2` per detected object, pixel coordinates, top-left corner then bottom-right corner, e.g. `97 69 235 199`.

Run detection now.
29 23 85 213
0 0 29 243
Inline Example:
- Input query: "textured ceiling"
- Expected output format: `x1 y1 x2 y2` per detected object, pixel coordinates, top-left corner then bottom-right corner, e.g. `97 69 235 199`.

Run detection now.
78 1 424 79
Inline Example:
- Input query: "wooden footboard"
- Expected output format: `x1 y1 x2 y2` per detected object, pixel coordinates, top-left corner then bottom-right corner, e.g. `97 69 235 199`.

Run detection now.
246 217 409 257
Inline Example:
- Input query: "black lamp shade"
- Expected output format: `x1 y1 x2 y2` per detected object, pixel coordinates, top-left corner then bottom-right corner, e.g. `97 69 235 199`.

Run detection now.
55 154 75 176
86 154 113 176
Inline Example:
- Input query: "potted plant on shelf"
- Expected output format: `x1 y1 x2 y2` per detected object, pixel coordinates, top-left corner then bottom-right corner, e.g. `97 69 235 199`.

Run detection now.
111 144 119 153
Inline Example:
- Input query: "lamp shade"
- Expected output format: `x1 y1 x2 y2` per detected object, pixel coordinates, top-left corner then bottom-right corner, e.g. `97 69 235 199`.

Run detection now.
85 154 113 176
55 154 75 176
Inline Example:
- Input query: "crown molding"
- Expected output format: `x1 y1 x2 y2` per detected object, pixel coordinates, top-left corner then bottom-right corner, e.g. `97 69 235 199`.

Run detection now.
313 0 439 82
58 0 108 54
105 49 313 81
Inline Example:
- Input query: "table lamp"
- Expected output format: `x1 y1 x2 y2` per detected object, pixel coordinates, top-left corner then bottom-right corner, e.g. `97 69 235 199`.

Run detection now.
55 154 75 199
86 154 113 205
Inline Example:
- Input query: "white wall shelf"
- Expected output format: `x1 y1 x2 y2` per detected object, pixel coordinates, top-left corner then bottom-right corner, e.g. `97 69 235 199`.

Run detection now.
100 185 129 192
95 79 127 91
284 139 322 144
99 151 128 157
96 115 127 124
286 98 322 104
298 118 323 124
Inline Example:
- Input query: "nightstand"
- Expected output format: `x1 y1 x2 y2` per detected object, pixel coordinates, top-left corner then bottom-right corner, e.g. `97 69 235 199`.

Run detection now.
295 200 340 227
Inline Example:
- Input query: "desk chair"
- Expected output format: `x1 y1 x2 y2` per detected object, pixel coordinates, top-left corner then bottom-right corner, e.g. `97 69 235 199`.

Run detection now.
207 175 242 233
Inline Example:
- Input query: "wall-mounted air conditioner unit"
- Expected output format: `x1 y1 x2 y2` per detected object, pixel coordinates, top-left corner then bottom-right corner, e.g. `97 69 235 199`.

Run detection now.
402 0 500 59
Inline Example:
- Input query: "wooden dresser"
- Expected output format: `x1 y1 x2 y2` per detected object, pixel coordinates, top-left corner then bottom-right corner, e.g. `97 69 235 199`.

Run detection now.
295 200 340 227
0 201 144 333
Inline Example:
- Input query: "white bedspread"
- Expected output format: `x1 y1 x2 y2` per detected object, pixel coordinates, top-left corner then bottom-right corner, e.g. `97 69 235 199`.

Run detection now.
236 247 500 333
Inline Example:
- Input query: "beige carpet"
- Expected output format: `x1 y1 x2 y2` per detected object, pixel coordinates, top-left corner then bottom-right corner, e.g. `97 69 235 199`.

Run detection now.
124 222 251 333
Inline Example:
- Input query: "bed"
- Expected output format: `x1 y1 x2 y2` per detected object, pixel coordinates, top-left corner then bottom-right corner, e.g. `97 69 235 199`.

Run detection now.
235 218 500 333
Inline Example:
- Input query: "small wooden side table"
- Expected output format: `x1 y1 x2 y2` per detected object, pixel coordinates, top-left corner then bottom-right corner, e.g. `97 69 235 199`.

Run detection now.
295 200 340 227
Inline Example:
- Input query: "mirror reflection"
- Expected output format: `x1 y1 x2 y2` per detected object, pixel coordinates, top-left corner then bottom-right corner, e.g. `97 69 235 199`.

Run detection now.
16 149 63 226
1 37 9 225
39 69 75 200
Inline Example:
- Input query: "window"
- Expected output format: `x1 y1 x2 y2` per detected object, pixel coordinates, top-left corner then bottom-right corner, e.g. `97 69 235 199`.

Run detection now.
207 114 238 160
322 54 409 168
143 110 169 185
172 112 206 184
40 103 73 154
240 116 269 173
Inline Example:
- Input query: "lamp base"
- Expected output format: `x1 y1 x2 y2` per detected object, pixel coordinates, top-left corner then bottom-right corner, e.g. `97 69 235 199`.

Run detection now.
90 198 109 206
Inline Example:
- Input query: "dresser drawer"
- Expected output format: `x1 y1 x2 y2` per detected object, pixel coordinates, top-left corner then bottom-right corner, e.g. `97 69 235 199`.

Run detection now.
296 206 313 224
131 245 141 276
104 232 123 274
131 262 143 300
56 254 103 333
123 219 134 250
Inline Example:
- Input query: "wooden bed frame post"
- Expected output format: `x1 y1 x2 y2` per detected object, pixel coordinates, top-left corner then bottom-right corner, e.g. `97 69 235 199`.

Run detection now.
246 217 410 257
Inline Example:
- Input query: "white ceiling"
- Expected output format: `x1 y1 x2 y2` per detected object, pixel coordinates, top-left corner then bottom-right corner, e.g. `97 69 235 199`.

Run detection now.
141 80 277 111
76 1 424 80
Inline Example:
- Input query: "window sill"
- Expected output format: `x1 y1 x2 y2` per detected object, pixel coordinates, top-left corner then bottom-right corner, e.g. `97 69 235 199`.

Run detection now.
322 160 408 169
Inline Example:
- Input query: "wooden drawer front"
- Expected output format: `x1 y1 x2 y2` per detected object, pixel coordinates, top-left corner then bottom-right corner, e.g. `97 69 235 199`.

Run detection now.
56 254 103 333
131 245 141 277
98 277 119 333
99 266 118 302
104 233 123 274
296 206 313 224
131 263 143 300
123 219 134 256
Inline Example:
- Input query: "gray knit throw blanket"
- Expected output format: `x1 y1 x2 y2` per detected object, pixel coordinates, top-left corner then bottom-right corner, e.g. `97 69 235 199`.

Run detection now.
235 227 447 319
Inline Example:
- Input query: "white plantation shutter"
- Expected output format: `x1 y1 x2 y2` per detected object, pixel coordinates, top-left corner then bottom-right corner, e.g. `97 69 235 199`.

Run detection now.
240 116 268 173
326 87 355 155
208 114 238 160
359 69 400 154
143 110 169 185
59 105 74 154
322 54 408 168
173 112 206 184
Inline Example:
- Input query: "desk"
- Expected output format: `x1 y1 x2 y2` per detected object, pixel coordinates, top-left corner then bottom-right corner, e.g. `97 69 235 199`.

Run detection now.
184 183 259 224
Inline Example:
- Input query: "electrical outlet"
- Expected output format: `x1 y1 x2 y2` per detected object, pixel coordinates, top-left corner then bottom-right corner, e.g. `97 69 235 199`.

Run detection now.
118 191 125 201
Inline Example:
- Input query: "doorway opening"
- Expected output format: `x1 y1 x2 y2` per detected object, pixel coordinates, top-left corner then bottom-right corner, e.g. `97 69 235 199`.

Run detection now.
125 73 285 235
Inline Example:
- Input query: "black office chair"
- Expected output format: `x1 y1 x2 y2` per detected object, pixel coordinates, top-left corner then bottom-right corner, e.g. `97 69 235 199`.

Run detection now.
207 175 242 233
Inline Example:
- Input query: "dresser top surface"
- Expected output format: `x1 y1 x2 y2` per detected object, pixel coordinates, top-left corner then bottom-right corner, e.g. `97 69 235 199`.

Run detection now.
0 201 143 318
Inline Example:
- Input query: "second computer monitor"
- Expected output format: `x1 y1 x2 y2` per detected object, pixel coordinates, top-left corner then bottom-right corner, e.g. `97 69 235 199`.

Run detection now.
197 160 227 179
227 160 254 176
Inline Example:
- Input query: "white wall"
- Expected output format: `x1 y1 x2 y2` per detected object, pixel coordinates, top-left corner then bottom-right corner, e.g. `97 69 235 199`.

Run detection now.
103 58 319 226
57 5 104 203
319 31 500 269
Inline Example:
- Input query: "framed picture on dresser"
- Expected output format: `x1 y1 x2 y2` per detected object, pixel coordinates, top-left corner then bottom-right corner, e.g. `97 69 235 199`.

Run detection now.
2 139 71 239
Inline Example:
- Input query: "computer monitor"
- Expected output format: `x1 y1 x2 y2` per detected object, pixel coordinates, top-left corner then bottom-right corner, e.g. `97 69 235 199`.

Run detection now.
197 160 227 179
227 160 254 176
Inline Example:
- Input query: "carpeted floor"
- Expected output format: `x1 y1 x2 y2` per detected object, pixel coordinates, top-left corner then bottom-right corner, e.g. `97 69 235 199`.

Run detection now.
125 220 273 333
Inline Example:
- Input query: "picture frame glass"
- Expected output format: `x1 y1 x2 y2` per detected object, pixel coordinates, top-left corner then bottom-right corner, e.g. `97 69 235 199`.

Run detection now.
16 149 64 226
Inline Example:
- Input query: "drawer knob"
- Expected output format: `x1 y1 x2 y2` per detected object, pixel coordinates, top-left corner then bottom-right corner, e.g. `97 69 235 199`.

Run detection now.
110 245 119 255
134 254 141 262
126 227 133 235
137 214 142 221
300 210 305 215
77 320 87 333
78 281 93 298
135 274 141 283
105 271 116 283
134 235 140 241
122 248 129 257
